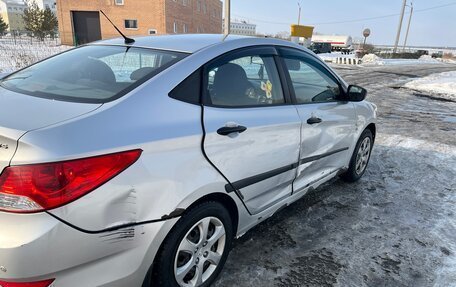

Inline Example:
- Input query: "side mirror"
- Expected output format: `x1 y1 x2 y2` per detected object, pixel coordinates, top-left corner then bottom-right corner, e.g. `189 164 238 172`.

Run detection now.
347 85 367 102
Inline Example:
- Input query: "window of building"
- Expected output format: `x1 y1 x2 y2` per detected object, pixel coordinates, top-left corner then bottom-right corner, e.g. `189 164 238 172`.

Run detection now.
173 22 178 33
148 29 157 35
183 24 188 33
183 0 188 6
124 19 138 29
196 0 200 11
202 1 206 14
115 0 124 5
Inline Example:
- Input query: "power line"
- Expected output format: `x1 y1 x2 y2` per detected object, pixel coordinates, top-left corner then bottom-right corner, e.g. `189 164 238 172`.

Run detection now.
232 1 456 26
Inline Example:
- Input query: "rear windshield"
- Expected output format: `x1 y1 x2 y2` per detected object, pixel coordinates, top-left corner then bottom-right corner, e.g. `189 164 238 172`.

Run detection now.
0 45 187 103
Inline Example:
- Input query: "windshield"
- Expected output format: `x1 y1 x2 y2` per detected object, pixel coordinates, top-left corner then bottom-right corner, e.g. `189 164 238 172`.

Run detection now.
0 45 187 103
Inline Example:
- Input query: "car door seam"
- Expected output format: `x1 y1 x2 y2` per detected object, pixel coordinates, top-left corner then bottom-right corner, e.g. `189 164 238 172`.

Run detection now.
225 147 349 192
199 104 256 218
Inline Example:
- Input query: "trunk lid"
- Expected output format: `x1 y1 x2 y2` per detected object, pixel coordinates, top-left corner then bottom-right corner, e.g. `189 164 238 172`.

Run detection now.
0 86 102 172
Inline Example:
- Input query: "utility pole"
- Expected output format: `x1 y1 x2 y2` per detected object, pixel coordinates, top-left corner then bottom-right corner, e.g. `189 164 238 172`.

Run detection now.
393 0 407 53
224 0 230 35
297 1 301 25
402 2 413 52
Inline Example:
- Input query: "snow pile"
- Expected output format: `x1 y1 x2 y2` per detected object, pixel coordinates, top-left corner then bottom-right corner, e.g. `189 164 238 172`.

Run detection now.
361 54 444 66
404 71 456 101
419 55 440 63
361 54 382 64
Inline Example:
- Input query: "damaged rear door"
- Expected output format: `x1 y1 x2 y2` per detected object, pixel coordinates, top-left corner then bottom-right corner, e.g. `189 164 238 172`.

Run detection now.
201 46 301 214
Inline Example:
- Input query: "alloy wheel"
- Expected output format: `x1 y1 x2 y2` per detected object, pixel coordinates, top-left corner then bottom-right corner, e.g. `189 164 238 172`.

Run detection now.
174 217 226 287
355 137 371 175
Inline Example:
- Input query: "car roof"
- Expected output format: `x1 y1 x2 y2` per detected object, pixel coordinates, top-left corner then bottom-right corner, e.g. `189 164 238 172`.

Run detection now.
91 34 292 54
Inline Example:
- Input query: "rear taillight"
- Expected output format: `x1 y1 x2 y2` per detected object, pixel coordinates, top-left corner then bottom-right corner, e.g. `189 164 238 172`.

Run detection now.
0 150 142 213
0 279 54 287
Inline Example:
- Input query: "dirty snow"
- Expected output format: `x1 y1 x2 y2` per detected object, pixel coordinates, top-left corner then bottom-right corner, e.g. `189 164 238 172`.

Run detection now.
404 71 456 101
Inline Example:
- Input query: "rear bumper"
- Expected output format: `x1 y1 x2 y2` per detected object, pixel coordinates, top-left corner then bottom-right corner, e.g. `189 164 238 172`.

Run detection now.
0 212 178 286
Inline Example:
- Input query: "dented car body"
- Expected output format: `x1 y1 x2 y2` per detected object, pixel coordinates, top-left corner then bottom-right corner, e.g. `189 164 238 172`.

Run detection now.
0 35 376 287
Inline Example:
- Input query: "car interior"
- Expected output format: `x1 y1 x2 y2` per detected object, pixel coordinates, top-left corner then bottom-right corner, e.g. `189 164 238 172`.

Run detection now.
208 56 284 107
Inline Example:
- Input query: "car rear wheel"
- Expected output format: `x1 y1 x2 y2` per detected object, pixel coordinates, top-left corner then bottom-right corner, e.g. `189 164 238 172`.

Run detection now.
150 202 233 287
340 129 373 182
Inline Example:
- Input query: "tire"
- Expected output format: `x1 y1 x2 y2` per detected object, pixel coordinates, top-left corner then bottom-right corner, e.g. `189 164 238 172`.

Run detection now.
150 201 233 287
340 129 373 182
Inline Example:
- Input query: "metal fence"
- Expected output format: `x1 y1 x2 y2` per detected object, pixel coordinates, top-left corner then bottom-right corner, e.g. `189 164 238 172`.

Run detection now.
0 35 61 46
0 36 69 73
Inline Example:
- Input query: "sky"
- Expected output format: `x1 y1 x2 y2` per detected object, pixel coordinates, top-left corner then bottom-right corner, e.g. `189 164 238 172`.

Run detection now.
229 0 456 48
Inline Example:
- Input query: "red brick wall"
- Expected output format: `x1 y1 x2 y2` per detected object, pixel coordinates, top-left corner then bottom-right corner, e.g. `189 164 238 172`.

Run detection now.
57 0 222 45
165 0 222 34
57 0 165 45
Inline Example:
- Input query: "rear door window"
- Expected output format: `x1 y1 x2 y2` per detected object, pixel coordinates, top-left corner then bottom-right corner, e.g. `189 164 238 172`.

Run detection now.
0 45 187 103
206 54 285 107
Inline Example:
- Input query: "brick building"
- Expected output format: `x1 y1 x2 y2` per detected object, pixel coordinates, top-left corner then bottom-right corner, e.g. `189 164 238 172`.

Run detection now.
56 0 222 46
0 0 57 34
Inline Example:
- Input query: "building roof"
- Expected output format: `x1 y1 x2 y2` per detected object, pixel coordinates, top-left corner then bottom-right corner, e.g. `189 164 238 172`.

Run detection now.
92 34 255 54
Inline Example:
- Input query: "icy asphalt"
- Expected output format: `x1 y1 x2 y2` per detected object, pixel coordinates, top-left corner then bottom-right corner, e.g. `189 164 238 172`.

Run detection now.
214 63 456 287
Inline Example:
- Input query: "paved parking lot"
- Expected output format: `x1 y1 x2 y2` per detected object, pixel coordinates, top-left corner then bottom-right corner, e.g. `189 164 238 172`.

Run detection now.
214 63 456 287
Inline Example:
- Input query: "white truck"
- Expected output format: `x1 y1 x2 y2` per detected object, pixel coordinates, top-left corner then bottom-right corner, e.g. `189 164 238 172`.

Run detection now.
311 35 354 54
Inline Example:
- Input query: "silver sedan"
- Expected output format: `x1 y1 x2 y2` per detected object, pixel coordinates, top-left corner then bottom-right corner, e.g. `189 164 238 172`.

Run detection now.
0 34 376 287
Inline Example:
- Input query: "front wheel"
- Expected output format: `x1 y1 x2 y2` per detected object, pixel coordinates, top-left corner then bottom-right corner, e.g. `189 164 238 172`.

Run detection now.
150 202 233 287
340 129 373 182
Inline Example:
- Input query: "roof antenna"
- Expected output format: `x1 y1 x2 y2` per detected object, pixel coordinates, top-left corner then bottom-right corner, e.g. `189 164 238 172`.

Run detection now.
100 10 135 44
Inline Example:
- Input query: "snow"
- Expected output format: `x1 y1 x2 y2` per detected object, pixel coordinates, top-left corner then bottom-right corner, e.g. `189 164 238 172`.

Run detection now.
0 42 70 73
404 71 456 101
361 54 382 64
360 53 442 66
376 133 456 157
319 52 449 67
318 51 355 62
438 58 456 64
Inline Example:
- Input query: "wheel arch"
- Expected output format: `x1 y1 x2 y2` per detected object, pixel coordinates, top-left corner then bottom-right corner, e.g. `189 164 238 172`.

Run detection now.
365 122 376 143
146 192 239 287
183 192 240 235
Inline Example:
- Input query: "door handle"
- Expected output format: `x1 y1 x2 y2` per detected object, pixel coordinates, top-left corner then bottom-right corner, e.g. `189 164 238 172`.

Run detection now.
307 117 322 125
217 125 247 136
